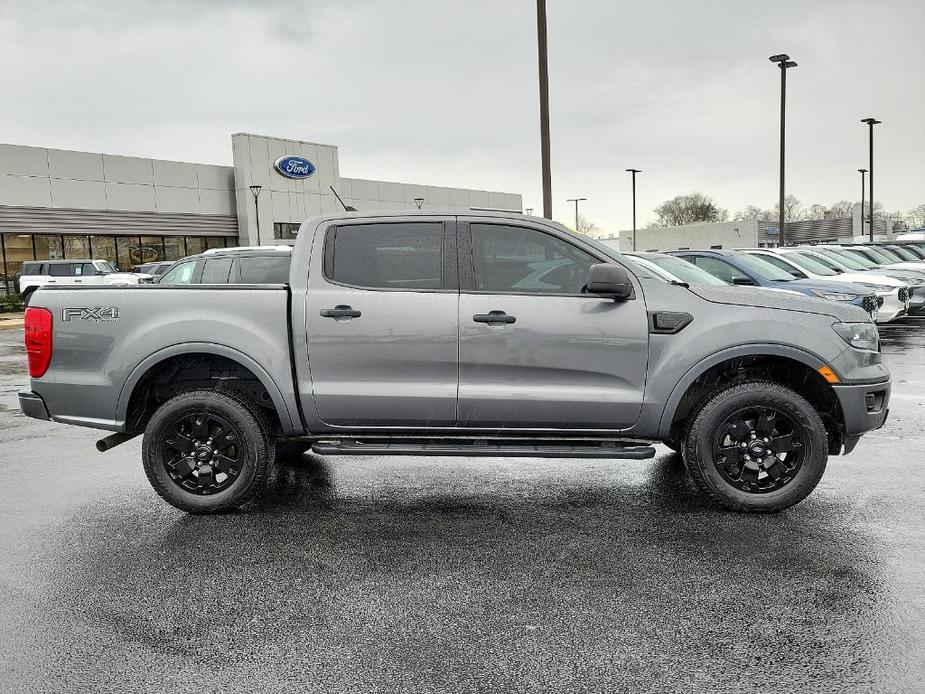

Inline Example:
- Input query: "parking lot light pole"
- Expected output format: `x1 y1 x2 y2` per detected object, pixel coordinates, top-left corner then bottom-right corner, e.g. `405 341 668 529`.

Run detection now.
625 168 641 251
769 54 797 246
249 185 262 241
858 168 867 238
566 197 586 233
861 118 881 242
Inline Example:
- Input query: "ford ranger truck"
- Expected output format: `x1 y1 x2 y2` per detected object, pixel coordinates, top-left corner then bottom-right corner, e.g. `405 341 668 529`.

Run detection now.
18 211 891 514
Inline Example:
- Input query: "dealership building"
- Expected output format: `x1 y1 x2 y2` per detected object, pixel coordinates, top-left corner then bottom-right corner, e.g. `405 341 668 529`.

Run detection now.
0 133 522 292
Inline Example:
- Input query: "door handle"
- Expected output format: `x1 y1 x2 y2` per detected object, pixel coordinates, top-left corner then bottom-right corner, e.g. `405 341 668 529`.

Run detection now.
74 279 83 283
320 305 361 319
473 310 516 324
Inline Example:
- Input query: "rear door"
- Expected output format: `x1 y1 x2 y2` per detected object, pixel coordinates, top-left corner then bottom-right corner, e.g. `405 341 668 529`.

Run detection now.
304 217 459 428
456 220 649 430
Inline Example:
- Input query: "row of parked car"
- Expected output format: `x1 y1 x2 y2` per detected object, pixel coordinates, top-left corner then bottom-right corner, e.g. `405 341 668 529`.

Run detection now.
621 241 925 324
17 246 292 305
17 238 925 326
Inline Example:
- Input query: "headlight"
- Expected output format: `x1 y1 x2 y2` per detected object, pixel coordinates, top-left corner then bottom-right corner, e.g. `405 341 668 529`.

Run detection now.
833 322 879 351
811 289 858 301
906 278 925 286
855 283 895 292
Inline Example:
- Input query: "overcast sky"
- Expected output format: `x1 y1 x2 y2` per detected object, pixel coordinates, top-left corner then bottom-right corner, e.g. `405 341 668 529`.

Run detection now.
2 0 923 231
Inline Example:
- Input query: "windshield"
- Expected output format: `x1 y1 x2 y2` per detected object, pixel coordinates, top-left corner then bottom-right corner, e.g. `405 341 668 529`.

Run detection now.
799 250 849 272
875 246 904 261
621 256 663 280
785 252 838 276
732 252 796 281
645 255 729 285
829 248 878 269
94 261 116 273
861 246 897 264
886 245 919 261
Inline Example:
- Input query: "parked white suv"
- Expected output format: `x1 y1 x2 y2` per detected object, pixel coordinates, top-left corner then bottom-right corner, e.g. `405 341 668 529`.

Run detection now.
19 259 151 306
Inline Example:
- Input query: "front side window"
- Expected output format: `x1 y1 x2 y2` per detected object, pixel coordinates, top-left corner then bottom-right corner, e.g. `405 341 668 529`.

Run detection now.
470 224 598 294
754 253 804 277
159 262 196 285
327 222 443 290
200 258 233 284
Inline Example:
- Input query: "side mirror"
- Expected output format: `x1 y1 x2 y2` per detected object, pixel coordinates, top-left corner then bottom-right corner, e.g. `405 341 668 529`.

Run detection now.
732 276 757 286
587 263 632 300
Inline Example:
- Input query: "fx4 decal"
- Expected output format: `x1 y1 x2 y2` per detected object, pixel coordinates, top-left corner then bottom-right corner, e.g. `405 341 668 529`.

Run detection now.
61 307 120 322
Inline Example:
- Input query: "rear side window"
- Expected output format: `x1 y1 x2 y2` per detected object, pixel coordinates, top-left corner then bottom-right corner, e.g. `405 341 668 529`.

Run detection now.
200 258 233 284
327 222 443 290
159 261 197 285
236 256 290 284
48 263 71 277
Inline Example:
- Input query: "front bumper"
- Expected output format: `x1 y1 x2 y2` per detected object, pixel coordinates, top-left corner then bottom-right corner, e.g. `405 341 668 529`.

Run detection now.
832 379 890 437
19 391 51 421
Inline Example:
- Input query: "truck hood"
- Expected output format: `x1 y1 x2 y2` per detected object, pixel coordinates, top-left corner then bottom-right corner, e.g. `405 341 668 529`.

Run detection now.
687 285 869 321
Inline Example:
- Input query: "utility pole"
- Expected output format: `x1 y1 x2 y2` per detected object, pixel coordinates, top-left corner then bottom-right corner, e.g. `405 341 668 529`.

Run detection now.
536 0 552 219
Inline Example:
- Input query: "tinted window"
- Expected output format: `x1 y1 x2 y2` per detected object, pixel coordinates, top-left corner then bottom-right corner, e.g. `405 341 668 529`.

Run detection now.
159 261 197 285
22 263 40 275
470 224 598 294
329 222 443 290
48 263 70 277
237 256 290 284
200 258 233 284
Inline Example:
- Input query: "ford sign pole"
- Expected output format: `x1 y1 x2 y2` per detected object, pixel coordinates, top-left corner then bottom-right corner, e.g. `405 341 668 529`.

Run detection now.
770 54 797 247
861 118 881 243
249 185 262 241
537 0 552 219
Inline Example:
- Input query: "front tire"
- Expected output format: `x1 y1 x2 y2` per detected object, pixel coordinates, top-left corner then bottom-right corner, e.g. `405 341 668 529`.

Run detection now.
142 390 270 513
682 380 828 513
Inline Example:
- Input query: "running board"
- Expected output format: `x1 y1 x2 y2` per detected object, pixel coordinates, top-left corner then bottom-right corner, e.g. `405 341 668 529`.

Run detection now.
310 438 656 459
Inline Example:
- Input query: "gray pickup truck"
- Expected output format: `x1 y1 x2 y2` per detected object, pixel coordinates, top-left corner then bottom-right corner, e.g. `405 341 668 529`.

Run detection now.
19 211 890 514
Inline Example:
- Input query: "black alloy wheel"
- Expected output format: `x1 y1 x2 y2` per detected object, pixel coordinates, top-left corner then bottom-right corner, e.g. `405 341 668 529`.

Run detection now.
711 406 806 493
159 411 243 495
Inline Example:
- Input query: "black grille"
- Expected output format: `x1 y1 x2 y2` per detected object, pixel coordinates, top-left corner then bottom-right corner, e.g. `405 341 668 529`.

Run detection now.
899 287 909 303
862 296 878 315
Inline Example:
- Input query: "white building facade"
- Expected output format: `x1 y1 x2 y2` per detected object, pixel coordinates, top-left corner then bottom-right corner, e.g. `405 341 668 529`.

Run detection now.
0 133 522 291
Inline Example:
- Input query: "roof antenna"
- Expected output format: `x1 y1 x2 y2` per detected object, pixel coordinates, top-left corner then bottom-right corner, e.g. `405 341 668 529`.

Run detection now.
330 186 357 212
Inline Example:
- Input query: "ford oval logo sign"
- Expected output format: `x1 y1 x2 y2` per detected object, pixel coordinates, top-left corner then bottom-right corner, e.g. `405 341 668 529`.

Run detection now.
274 155 316 179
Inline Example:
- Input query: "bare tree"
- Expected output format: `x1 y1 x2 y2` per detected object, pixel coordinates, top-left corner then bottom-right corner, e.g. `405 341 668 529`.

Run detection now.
827 200 855 218
574 214 604 239
734 205 770 221
652 192 728 227
908 203 925 229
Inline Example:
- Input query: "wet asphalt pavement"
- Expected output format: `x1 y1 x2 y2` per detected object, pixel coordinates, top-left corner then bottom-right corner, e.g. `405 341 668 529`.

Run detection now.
0 322 924 693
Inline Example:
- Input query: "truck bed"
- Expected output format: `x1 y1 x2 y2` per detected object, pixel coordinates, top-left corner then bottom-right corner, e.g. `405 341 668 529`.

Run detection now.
27 284 301 433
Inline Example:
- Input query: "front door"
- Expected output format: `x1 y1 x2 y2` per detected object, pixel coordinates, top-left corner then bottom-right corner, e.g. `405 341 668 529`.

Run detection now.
305 217 459 428
457 220 649 430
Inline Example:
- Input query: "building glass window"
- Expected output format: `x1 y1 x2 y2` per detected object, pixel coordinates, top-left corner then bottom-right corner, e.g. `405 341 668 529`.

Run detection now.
2 234 35 293
138 236 165 265
116 236 141 271
204 237 226 251
274 223 300 240
185 237 206 256
63 235 91 259
35 235 64 260
90 236 117 265
163 236 185 261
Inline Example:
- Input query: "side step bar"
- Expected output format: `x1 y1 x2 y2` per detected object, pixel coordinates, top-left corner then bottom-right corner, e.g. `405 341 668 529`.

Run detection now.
311 438 656 460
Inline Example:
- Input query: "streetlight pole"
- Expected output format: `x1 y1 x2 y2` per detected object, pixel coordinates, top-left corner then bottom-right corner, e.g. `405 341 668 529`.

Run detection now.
625 168 641 251
861 118 881 242
566 197 587 234
249 185 262 242
858 168 867 238
769 54 797 246
536 0 552 219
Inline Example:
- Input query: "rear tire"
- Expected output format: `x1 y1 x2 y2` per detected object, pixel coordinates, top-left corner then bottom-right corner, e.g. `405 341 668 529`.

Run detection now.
682 380 828 513
142 389 271 514
22 289 34 307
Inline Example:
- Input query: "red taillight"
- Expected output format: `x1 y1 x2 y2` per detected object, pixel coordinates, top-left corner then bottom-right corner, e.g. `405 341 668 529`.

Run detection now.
24 307 53 378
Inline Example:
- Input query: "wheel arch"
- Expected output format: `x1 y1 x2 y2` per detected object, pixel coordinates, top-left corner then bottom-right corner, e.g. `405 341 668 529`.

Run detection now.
117 343 300 436
658 344 845 448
